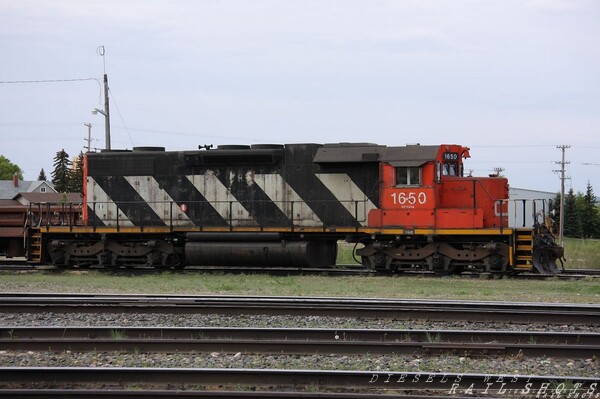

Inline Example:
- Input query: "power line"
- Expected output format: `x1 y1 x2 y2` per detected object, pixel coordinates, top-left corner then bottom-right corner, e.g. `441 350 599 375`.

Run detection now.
470 145 557 148
0 77 103 104
467 160 554 164
472 144 600 149
107 87 134 147
0 78 99 84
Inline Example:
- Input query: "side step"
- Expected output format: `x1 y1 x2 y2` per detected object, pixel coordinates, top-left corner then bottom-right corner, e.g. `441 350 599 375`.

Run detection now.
514 228 533 270
26 228 42 264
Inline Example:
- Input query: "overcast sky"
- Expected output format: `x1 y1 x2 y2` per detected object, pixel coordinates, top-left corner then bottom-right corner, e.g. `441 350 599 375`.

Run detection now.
1 0 598 194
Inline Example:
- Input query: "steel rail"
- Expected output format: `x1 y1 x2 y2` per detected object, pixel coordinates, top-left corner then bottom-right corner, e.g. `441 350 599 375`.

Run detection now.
2 326 597 344
0 294 598 324
0 368 597 394
564 268 600 276
2 261 599 278
0 264 375 276
0 389 486 399
1 337 596 358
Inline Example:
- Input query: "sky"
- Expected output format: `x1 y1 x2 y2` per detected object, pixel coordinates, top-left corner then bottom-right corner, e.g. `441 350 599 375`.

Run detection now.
0 0 598 194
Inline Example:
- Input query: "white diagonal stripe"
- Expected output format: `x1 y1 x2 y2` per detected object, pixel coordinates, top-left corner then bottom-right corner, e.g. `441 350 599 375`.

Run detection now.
315 173 377 224
124 176 193 227
186 171 255 226
86 177 134 227
254 173 322 226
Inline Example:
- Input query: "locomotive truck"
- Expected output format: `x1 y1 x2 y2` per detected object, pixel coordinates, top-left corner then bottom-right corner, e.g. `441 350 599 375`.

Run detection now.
25 142 564 274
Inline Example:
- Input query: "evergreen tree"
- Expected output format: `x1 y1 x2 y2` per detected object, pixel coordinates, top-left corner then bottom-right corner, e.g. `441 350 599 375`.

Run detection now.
581 182 600 238
51 149 72 193
0 155 23 180
550 192 561 230
563 188 583 238
37 168 47 181
69 152 84 194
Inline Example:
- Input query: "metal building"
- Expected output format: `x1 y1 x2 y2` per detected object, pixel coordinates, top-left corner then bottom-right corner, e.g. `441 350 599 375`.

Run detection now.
508 187 556 228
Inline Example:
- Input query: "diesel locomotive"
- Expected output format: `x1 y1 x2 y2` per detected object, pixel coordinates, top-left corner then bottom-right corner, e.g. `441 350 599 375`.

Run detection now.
25 142 564 274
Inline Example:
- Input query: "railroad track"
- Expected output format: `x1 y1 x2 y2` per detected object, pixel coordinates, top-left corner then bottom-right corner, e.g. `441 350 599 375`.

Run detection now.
1 293 599 324
4 325 598 343
1 294 598 397
0 390 475 399
0 368 597 398
2 260 599 278
1 326 598 358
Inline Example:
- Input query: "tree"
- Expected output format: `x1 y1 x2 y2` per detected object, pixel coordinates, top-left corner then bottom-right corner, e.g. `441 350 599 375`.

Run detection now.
51 149 72 193
581 182 600 238
555 184 600 239
563 188 583 238
37 168 47 181
0 155 23 180
69 152 84 194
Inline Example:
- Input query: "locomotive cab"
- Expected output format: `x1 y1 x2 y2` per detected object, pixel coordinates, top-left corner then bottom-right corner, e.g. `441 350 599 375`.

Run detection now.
368 144 508 230
359 144 518 274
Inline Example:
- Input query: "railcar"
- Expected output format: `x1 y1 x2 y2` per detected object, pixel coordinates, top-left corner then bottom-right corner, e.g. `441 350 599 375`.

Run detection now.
25 143 563 274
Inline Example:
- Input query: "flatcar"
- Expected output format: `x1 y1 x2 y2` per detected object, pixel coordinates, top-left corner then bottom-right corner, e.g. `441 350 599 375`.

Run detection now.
25 142 564 274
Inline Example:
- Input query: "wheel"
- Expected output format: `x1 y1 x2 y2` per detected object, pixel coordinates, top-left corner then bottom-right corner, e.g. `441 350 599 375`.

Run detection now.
163 253 185 270
428 254 454 275
486 253 506 272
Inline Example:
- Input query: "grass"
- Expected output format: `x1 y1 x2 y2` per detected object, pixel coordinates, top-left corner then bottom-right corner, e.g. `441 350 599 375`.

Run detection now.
0 239 597 304
0 270 598 304
563 238 600 270
336 242 360 265
109 329 127 339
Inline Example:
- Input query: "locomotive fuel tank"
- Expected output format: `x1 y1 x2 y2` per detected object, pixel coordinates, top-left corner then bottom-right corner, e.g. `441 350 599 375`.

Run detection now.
185 233 337 267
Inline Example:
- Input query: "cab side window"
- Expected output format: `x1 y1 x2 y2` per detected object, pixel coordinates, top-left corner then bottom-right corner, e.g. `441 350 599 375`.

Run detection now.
396 167 421 186
443 163 457 176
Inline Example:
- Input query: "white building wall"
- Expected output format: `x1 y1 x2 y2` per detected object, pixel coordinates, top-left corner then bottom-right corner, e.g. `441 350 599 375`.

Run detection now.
508 188 556 228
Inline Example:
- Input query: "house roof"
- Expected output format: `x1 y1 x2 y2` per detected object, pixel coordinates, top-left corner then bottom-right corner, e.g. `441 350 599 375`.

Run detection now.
0 199 21 207
0 180 55 200
0 227 24 238
15 192 82 203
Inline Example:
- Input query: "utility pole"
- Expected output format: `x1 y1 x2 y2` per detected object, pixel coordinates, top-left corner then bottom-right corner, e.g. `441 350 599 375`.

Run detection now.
84 123 92 152
103 73 111 150
95 46 110 150
555 145 570 247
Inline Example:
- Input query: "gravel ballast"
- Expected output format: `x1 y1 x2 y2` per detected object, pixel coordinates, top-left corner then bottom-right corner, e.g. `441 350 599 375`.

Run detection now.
1 311 598 378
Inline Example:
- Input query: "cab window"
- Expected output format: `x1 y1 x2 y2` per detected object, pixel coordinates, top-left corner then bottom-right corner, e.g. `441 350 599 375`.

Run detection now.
396 167 421 186
443 163 457 176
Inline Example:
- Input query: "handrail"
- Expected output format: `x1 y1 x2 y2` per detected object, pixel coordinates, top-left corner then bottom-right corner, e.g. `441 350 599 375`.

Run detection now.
23 202 84 229
26 199 372 231
25 198 552 231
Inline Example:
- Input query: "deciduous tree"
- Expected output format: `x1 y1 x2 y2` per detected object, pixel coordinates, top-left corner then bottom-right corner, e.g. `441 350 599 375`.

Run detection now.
0 155 23 180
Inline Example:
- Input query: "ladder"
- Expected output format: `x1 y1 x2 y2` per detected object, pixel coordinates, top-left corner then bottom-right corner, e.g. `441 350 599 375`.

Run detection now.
514 228 533 270
27 228 42 264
